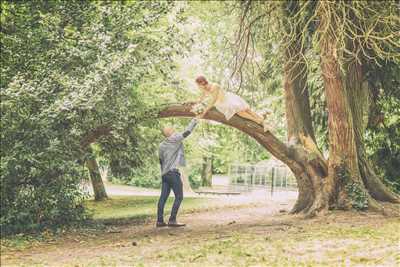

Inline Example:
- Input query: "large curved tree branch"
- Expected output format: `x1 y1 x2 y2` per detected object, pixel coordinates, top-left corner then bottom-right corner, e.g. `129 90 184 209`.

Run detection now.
158 103 327 178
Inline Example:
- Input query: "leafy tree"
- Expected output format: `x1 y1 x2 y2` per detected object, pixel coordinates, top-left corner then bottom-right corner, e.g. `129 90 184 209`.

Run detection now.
0 0 189 233
237 0 400 214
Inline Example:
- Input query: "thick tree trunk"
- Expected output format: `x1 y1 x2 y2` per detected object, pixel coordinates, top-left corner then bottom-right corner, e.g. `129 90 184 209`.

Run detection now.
80 127 111 201
201 156 213 187
345 56 400 203
283 52 327 214
358 154 400 203
289 171 315 213
317 1 399 213
282 0 327 214
86 147 108 201
318 11 368 211
320 38 363 210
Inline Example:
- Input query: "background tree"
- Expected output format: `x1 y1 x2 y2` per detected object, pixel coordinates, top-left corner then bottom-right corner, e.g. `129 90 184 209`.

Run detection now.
0 0 190 233
228 0 400 215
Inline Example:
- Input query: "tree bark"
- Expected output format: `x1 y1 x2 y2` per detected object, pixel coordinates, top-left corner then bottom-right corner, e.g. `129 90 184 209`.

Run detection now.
201 156 213 187
320 36 362 210
86 147 108 201
345 53 400 204
317 1 399 213
80 128 111 201
281 0 327 214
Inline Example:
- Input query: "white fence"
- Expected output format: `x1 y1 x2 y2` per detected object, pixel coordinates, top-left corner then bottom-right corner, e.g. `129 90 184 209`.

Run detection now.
228 163 297 192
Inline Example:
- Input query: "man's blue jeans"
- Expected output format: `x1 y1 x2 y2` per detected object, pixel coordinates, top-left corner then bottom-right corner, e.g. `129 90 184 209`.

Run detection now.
157 169 183 223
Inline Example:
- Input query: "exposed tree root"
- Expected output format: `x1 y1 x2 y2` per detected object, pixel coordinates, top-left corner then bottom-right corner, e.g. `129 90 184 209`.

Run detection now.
359 158 400 203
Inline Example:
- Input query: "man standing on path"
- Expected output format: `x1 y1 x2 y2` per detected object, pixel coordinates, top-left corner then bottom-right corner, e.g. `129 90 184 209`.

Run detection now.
157 118 198 227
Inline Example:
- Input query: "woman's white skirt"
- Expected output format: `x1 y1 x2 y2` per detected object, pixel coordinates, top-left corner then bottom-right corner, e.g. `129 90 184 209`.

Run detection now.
215 92 250 120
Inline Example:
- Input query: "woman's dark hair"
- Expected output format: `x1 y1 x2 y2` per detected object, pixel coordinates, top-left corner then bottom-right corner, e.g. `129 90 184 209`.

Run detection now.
195 75 208 85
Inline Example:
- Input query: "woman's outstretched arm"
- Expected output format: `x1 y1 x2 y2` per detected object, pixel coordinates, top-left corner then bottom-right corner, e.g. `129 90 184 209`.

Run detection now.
196 91 207 104
197 87 219 119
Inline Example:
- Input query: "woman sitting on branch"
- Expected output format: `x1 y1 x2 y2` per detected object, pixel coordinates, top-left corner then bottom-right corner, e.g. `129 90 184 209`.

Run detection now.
192 75 271 132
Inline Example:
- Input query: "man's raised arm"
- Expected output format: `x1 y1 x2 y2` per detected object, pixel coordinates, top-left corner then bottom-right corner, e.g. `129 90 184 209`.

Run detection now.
173 118 198 141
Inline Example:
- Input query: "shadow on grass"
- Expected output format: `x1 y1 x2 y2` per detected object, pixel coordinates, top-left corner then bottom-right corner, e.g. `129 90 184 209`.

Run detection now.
83 195 211 227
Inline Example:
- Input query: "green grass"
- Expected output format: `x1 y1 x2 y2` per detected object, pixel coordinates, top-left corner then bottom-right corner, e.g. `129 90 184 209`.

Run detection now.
3 196 399 267
1 195 223 250
84 195 217 224
80 197 400 266
134 218 400 267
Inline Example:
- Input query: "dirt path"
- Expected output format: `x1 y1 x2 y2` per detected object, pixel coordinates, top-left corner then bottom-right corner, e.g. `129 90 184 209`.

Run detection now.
2 199 399 267
2 198 294 266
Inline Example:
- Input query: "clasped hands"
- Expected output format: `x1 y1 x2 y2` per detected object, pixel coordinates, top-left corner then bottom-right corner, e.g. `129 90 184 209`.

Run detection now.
196 112 207 119
187 100 208 119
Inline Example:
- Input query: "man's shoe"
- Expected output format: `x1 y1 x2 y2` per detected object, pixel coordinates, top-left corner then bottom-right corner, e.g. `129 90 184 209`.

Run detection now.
156 222 167 227
168 221 186 227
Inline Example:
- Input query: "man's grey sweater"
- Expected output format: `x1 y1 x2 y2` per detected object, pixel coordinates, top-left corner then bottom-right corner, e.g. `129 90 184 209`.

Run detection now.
159 119 198 176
